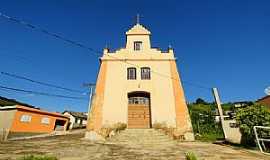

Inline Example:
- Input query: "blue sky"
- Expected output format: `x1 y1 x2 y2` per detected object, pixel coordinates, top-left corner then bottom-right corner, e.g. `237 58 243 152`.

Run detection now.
0 0 269 112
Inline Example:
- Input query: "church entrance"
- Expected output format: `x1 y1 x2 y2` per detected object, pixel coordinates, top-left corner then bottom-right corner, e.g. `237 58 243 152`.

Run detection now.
127 92 151 128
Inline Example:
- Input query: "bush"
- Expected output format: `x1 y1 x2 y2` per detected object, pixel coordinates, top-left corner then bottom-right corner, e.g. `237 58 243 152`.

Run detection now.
153 122 185 140
18 155 57 160
152 122 167 130
113 122 127 132
99 122 127 138
236 104 270 146
185 152 198 160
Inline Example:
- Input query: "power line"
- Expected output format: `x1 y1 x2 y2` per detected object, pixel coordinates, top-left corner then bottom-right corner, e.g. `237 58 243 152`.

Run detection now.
0 71 86 94
0 12 211 91
0 85 88 100
0 12 101 57
181 80 211 90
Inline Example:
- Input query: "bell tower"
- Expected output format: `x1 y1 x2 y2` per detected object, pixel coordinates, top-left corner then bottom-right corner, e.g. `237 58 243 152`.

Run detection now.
125 22 151 52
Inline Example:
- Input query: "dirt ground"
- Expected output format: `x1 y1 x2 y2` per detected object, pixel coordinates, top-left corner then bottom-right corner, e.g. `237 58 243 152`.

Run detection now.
0 132 269 160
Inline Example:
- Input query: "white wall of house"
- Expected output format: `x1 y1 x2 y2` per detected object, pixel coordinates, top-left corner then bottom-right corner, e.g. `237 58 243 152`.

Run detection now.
0 108 17 140
224 119 242 144
63 112 87 129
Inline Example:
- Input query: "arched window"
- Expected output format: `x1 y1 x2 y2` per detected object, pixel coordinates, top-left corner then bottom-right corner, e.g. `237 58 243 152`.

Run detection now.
141 67 151 80
127 67 136 80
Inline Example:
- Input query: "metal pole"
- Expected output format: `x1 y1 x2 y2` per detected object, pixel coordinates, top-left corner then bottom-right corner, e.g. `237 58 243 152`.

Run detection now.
87 86 93 115
83 83 95 119
212 88 227 139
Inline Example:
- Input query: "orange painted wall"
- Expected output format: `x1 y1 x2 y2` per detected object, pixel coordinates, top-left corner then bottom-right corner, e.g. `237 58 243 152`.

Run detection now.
87 61 107 131
10 108 68 133
170 61 190 129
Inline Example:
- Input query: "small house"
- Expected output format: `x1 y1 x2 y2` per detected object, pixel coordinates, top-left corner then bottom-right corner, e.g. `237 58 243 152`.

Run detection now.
63 111 87 129
0 105 69 140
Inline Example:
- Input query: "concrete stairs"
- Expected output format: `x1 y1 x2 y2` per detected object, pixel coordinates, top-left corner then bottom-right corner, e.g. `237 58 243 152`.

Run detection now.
107 129 177 148
103 129 189 159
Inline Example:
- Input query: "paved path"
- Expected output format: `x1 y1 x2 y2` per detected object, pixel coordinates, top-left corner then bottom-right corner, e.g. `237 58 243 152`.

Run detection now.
0 130 268 160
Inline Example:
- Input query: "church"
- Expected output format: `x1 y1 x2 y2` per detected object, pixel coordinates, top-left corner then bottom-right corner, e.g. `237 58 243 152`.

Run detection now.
86 21 194 141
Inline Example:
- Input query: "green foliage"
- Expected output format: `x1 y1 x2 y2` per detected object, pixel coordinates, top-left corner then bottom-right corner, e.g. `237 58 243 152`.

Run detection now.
188 103 224 141
185 152 198 160
189 104 222 132
236 104 270 146
18 155 57 160
221 103 234 112
195 132 224 142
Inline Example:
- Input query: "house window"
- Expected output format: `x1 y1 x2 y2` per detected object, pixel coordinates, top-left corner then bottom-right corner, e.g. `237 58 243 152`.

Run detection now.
141 67 151 80
134 41 142 51
127 67 136 80
20 115 32 123
41 117 50 124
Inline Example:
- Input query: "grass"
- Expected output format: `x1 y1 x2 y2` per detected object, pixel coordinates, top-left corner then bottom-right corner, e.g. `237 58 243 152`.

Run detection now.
18 155 58 160
195 132 224 142
185 152 198 160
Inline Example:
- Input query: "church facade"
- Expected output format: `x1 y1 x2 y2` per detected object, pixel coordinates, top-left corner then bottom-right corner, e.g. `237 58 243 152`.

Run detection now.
86 23 194 140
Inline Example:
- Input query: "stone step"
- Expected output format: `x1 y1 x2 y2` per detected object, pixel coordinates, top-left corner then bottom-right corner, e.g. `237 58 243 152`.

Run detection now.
111 137 172 141
110 139 172 142
120 129 167 134
105 141 177 146
123 129 156 132
107 129 177 147
108 142 176 146
114 134 170 139
119 133 170 136
112 136 170 139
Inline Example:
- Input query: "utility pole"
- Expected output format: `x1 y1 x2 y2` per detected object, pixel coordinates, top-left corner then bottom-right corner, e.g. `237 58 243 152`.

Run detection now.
83 83 95 118
212 88 227 139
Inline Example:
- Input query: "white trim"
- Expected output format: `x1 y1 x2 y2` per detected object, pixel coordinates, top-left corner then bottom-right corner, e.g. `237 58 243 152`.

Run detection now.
0 105 17 110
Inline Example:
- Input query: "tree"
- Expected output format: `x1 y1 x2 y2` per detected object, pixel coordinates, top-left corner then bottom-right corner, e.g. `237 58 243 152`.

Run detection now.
236 104 270 146
195 98 208 105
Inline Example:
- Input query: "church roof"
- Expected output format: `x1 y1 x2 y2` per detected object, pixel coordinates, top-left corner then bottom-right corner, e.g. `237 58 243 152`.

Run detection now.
126 24 151 35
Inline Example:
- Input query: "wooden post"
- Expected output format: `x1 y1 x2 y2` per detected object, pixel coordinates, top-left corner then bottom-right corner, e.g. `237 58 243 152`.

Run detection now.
212 88 227 139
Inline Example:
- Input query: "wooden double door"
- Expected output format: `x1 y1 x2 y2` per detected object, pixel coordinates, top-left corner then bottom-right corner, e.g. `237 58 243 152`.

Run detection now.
127 93 151 128
128 104 150 128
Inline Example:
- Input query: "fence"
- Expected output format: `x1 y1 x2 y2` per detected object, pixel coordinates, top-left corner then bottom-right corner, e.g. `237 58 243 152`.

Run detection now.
254 126 270 155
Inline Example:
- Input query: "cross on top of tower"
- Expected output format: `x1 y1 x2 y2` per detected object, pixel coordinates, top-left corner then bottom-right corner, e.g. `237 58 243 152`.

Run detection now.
136 14 140 24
